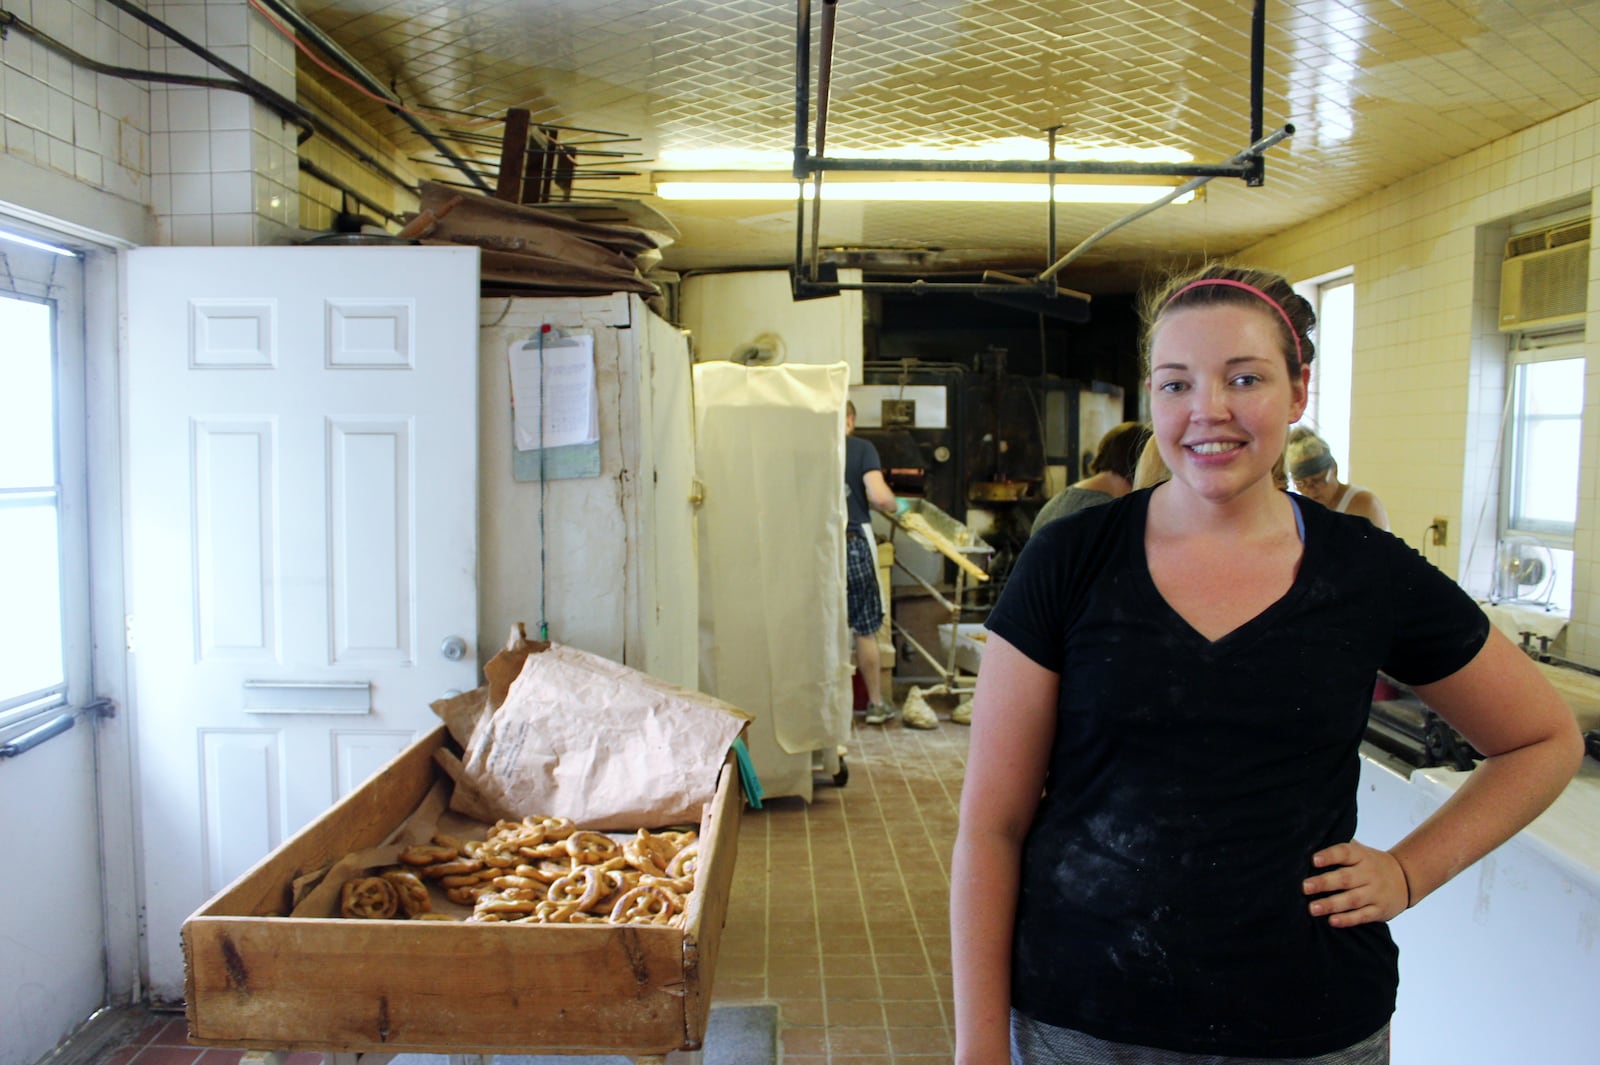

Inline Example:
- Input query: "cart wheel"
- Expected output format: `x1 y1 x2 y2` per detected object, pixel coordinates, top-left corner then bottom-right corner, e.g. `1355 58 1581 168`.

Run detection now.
833 755 849 787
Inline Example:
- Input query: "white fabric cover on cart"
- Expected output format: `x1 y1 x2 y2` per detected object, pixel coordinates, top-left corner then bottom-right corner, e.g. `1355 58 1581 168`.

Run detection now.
694 362 852 801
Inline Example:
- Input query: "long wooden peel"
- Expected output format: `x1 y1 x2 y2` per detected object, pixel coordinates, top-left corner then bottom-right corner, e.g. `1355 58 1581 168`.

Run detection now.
395 193 463 239
896 512 989 582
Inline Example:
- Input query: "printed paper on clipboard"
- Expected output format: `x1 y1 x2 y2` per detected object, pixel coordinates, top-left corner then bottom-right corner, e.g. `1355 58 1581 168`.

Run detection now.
508 333 599 450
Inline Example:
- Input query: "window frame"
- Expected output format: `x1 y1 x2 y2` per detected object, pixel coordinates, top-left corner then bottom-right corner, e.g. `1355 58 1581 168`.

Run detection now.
1499 329 1585 554
1295 269 1355 471
0 227 90 736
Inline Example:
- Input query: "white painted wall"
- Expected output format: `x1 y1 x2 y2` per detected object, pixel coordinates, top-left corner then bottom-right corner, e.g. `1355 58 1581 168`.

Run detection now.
679 268 865 381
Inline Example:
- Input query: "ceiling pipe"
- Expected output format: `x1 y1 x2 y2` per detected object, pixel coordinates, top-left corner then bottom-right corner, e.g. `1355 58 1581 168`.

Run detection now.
793 0 812 275
1034 124 1295 283
790 0 1293 305
809 0 839 281
251 0 493 194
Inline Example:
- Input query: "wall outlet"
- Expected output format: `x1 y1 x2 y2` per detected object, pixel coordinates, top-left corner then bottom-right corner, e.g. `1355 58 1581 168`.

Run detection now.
1431 517 1449 547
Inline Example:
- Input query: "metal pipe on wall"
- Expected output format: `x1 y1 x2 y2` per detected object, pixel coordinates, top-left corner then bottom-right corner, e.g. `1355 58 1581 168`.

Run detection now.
96 0 421 194
252 0 493 194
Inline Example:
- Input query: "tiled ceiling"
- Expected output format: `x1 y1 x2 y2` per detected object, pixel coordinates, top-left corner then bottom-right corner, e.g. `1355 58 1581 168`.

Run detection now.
288 0 1600 292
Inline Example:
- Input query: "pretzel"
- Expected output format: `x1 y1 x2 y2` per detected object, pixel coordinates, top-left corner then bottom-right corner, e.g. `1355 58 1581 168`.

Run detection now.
608 883 679 925
600 866 643 898
380 868 432 916
475 890 539 915
341 876 399 919
565 831 620 864
547 865 604 912
440 872 492 888
421 857 484 878
399 843 460 866
624 830 675 876
464 838 520 865
666 842 699 880
491 873 544 890
446 884 489 906
525 815 576 842
514 859 571 884
531 899 582 923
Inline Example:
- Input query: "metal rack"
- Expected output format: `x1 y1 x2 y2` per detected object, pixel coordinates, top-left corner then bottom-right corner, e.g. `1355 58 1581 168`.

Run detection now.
885 498 993 697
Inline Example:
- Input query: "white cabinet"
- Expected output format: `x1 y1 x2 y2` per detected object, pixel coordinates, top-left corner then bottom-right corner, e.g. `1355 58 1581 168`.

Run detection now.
694 363 854 802
1358 751 1600 1064
478 293 698 689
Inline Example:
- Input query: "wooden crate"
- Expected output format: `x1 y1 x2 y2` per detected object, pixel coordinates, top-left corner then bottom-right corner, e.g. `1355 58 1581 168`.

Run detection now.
182 725 741 1056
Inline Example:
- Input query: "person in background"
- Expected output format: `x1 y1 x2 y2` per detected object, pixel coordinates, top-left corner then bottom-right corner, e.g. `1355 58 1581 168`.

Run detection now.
1029 421 1149 536
952 262 1582 1065
1287 425 1390 529
1132 431 1171 490
845 401 920 727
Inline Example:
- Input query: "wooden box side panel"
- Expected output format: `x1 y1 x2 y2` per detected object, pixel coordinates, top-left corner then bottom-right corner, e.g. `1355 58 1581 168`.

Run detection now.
681 756 742 1042
184 919 688 1054
196 725 450 919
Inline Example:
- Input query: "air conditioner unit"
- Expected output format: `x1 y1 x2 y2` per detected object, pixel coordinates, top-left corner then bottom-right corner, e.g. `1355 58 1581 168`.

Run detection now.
1499 219 1590 331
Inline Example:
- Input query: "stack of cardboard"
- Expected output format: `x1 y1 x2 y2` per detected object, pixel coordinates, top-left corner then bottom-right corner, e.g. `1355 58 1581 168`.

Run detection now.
405 180 668 299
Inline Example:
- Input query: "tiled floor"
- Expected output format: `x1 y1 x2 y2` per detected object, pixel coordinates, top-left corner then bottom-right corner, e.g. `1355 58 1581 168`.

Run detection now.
95 1017 270 1065
715 702 968 1064
76 701 970 1065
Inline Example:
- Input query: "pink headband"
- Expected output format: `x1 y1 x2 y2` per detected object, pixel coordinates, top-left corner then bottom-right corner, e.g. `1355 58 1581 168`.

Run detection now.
1167 278 1303 370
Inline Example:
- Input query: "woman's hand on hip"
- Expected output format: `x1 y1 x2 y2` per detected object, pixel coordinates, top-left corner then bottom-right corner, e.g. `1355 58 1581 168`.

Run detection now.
1302 840 1409 927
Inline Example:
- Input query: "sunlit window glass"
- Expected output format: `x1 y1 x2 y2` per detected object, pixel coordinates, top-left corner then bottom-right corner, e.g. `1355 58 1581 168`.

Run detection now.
0 294 65 712
1508 355 1584 537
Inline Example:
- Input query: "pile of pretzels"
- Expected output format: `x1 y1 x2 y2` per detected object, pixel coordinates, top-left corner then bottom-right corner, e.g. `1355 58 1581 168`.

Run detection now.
338 815 699 926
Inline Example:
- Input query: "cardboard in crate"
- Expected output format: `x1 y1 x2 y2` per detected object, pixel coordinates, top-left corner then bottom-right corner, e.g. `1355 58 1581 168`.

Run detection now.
182 642 744 1056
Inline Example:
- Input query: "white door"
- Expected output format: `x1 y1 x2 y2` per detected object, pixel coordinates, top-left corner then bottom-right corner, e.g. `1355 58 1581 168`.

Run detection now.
124 246 481 1002
638 303 699 688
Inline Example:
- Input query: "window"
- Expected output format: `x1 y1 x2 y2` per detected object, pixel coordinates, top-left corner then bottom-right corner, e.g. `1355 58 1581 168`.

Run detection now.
1501 333 1584 614
1506 349 1584 540
1297 271 1354 470
0 226 87 734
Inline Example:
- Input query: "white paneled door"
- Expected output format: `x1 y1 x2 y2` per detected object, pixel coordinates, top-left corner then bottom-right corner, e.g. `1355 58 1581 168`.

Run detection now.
124 246 481 1002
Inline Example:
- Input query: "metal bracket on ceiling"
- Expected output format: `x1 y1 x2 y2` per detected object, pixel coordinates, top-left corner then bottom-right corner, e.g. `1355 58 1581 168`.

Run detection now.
789 0 1294 317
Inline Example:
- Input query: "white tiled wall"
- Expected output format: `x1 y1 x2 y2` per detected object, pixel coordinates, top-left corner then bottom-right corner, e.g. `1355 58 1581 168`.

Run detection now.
1247 102 1600 664
0 0 297 246
145 0 298 245
0 0 152 211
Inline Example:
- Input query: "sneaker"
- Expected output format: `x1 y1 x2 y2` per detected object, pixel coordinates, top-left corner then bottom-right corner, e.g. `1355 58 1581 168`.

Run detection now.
950 696 973 726
863 702 893 725
901 693 938 730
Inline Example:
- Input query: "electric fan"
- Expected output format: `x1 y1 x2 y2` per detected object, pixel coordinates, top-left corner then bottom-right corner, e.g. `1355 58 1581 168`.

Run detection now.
1492 535 1556 605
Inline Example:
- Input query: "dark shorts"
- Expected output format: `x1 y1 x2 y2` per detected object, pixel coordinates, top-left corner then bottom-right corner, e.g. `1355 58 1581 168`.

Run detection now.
846 533 883 636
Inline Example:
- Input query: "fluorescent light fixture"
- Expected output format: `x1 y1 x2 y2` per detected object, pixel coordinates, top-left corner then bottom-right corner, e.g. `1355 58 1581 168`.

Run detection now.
659 140 1194 168
0 228 78 257
654 181 1195 205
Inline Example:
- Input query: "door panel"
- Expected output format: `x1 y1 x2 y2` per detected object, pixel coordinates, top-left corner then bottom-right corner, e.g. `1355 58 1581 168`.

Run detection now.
125 246 480 1002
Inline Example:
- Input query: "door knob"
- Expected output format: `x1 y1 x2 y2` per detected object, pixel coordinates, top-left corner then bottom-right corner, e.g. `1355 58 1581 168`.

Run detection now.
440 635 468 661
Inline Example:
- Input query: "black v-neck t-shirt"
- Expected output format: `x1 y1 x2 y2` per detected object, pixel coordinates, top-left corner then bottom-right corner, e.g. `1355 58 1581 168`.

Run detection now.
985 488 1488 1057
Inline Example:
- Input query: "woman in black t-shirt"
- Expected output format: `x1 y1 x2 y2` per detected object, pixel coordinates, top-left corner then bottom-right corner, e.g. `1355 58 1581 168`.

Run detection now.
950 263 1583 1065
